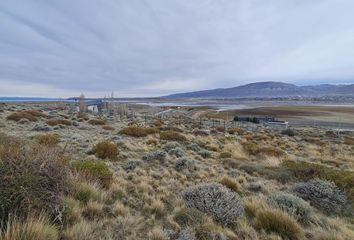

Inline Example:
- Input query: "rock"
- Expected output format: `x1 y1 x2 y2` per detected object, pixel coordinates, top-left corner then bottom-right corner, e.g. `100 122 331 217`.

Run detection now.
72 121 79 127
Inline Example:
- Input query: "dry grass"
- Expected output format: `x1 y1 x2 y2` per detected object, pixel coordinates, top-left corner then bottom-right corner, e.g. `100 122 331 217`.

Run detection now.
46 118 72 126
119 125 159 137
254 208 304 240
6 109 44 122
88 119 106 125
92 140 118 160
35 134 60 147
160 131 187 142
0 214 59 240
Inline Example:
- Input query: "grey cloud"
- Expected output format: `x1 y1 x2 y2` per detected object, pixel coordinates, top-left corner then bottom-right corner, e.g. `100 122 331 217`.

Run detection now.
0 0 354 97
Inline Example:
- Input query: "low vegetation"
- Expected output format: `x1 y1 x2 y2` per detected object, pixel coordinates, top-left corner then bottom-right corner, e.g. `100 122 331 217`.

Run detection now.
92 140 118 160
1 105 354 239
119 125 159 137
6 109 44 122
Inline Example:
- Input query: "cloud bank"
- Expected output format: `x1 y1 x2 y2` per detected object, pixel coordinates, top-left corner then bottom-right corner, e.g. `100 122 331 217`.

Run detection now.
0 0 354 97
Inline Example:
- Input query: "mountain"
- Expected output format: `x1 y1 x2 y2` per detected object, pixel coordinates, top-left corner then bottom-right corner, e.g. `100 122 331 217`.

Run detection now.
166 81 354 98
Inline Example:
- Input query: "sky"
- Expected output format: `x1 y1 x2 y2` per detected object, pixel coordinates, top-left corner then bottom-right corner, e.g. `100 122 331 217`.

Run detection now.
1 0 354 97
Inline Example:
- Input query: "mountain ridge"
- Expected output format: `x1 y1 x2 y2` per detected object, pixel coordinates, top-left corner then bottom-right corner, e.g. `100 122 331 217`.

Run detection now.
165 81 354 98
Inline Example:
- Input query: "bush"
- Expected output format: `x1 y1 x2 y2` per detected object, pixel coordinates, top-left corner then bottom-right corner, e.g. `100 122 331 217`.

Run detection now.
267 192 312 223
181 182 244 225
0 214 59 240
0 139 70 224
254 208 304 240
162 141 182 151
281 128 296 136
160 131 187 142
35 134 60 147
175 158 196 172
186 143 201 152
198 150 211 159
92 140 118 160
88 119 106 125
142 150 166 163
77 112 89 120
119 126 159 137
168 147 185 157
292 179 346 214
122 160 143 171
72 160 113 188
46 118 72 126
6 109 43 122
283 160 354 201
193 130 209 137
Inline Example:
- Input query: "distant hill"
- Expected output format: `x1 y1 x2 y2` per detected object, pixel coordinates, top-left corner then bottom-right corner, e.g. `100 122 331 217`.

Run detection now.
166 81 354 98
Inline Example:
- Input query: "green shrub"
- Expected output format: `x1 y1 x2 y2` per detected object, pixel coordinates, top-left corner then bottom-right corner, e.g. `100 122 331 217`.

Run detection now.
0 138 70 224
267 192 312 223
254 208 304 240
72 160 113 188
160 131 187 142
119 126 159 137
92 140 118 160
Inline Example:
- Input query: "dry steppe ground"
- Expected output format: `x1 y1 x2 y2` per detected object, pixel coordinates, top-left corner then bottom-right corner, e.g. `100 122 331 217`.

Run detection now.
0 102 354 240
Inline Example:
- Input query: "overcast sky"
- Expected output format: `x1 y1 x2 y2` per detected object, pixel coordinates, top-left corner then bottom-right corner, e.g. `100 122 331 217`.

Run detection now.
1 0 354 97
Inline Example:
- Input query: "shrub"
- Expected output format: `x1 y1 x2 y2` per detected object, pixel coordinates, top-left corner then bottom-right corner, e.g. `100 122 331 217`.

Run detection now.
219 152 232 159
181 182 244 225
6 109 43 122
122 160 143 171
88 119 106 125
92 140 118 160
168 147 185 157
160 131 187 142
46 118 72 126
162 141 182 151
77 112 89 120
35 134 60 147
292 179 346 214
0 139 70 224
142 150 166 163
198 150 211 159
72 160 113 188
175 158 196 172
254 208 304 240
344 136 354 145
119 126 159 137
218 176 240 192
283 160 354 201
0 214 59 240
281 128 296 136
267 192 312 223
187 143 201 152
